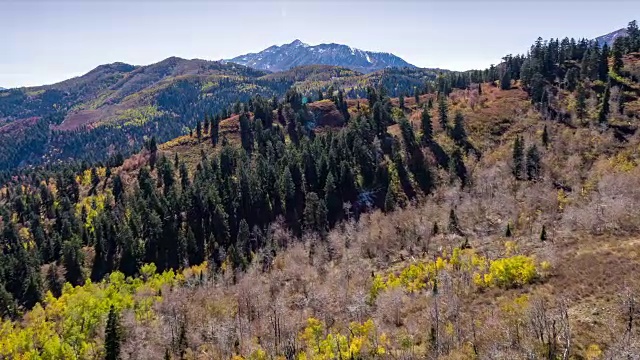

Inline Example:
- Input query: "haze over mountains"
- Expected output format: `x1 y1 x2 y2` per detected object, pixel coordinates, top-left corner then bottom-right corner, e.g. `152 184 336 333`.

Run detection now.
227 39 415 73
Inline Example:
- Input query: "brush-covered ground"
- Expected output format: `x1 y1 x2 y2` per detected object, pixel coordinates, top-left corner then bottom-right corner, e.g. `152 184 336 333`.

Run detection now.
3 49 640 359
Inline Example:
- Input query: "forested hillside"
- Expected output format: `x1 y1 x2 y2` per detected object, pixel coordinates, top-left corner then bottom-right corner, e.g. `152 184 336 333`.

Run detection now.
0 60 444 173
1 20 640 360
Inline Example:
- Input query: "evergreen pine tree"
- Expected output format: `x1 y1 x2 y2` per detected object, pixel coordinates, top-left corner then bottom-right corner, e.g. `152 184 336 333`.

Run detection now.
196 121 202 140
580 50 591 79
324 172 341 227
113 175 124 203
540 225 547 242
62 237 84 286
148 136 158 169
239 112 254 152
505 223 512 237
451 111 467 145
449 149 468 187
179 162 190 190
421 108 433 145
0 286 16 319
105 305 122 360
448 208 461 235
542 124 550 148
564 68 579 91
526 144 541 181
90 167 100 190
234 220 250 270
598 43 610 82
211 116 220 147
512 136 524 180
598 81 611 125
500 69 511 90
148 136 158 153
46 264 63 298
432 221 439 236
627 20 640 52
612 41 624 74
177 321 188 358
304 192 328 239
383 181 397 213
437 95 448 130
399 94 405 110
399 118 418 152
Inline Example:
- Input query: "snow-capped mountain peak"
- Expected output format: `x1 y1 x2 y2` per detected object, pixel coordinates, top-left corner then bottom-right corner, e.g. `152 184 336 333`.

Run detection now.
227 40 415 73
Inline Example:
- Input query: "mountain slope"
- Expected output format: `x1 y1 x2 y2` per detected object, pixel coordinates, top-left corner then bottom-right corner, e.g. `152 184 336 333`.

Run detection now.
0 60 441 171
596 28 627 46
4 23 640 359
228 39 415 73
0 57 287 170
0 58 269 127
4 67 640 358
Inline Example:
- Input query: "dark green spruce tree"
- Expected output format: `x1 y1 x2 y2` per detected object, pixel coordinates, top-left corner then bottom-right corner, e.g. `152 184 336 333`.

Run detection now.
211 115 220 147
598 81 611 125
438 95 448 130
526 144 541 181
451 111 467 145
542 124 549 148
105 305 122 360
512 136 524 180
500 69 511 90
421 108 433 145
239 112 254 152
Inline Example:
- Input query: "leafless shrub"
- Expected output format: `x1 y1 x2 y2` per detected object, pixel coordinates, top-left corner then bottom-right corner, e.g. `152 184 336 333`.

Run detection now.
563 167 640 234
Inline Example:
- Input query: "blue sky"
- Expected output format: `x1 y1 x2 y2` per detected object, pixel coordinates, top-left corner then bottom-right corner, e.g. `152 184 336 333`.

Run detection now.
1 1 638 88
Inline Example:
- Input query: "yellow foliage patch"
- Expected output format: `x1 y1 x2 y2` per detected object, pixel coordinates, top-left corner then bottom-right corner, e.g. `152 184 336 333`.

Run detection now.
371 247 543 299
297 318 387 360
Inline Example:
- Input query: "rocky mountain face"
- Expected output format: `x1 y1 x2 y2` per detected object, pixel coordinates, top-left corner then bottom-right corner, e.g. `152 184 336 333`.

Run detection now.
595 28 627 47
228 39 415 73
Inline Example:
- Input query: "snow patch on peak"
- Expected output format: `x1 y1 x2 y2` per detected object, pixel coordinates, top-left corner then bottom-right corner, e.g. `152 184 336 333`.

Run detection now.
289 39 309 47
227 39 415 73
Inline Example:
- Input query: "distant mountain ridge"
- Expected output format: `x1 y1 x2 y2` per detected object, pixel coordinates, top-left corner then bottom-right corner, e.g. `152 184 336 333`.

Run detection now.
0 54 440 170
228 39 415 73
595 28 628 47
1 22 633 171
